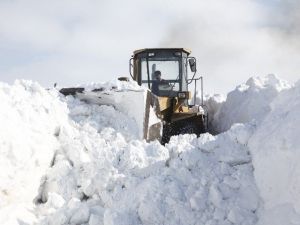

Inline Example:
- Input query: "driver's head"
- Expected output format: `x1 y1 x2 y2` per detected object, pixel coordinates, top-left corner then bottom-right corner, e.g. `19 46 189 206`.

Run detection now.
154 70 161 80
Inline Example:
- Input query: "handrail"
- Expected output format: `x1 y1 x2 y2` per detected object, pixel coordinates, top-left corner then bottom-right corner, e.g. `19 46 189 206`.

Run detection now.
187 76 203 107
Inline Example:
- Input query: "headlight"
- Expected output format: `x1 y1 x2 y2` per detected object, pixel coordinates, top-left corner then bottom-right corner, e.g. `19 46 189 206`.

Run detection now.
178 92 186 99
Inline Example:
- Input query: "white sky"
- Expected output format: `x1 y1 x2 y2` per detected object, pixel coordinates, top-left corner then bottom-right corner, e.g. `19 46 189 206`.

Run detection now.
0 0 299 94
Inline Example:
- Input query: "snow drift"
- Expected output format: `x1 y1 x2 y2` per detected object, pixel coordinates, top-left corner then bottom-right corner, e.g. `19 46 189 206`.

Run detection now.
0 74 299 225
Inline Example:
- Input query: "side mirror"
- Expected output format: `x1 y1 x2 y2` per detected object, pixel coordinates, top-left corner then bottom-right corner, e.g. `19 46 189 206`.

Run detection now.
189 58 197 72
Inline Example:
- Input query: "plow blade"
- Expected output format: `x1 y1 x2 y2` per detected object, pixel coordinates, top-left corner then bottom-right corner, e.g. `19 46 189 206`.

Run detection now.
60 87 162 142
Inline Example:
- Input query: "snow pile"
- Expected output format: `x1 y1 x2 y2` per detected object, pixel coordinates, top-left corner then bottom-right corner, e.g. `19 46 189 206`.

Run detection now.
212 74 290 133
67 96 140 140
0 79 149 225
1 75 300 225
73 79 159 140
0 80 70 225
249 81 300 225
37 120 259 225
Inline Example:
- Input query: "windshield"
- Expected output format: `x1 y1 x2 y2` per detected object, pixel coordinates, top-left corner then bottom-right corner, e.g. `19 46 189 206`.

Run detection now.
141 59 180 96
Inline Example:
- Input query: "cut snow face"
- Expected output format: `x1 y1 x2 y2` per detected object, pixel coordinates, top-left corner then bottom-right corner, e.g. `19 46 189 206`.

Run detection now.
0 80 70 225
249 81 300 225
200 94 226 134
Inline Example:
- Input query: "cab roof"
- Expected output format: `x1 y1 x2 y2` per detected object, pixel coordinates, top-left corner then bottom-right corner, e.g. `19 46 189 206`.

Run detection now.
133 48 191 56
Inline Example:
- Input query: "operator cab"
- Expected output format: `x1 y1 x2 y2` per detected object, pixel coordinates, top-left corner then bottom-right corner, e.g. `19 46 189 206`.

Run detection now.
130 48 196 97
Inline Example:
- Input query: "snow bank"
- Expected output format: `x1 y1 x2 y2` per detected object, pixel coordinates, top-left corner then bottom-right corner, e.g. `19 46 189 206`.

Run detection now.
212 74 290 133
249 81 300 225
1 75 299 225
0 80 69 225
0 79 147 224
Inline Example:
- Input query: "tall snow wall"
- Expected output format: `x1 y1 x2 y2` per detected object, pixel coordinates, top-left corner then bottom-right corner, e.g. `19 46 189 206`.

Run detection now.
249 81 300 225
0 80 70 225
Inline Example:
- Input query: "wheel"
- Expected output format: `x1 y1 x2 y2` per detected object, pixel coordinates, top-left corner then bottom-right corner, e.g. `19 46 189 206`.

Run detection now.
161 116 205 145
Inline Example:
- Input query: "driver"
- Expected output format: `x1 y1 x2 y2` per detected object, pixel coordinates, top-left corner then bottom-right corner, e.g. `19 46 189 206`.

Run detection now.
151 70 169 96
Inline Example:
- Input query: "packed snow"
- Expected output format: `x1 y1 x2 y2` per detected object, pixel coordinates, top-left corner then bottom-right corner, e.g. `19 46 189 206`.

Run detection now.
0 75 299 225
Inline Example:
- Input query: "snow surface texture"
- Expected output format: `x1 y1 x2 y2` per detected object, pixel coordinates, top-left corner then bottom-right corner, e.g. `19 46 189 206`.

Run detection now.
0 75 298 225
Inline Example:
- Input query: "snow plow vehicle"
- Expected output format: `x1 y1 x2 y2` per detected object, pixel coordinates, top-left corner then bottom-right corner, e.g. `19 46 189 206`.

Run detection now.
60 48 207 144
